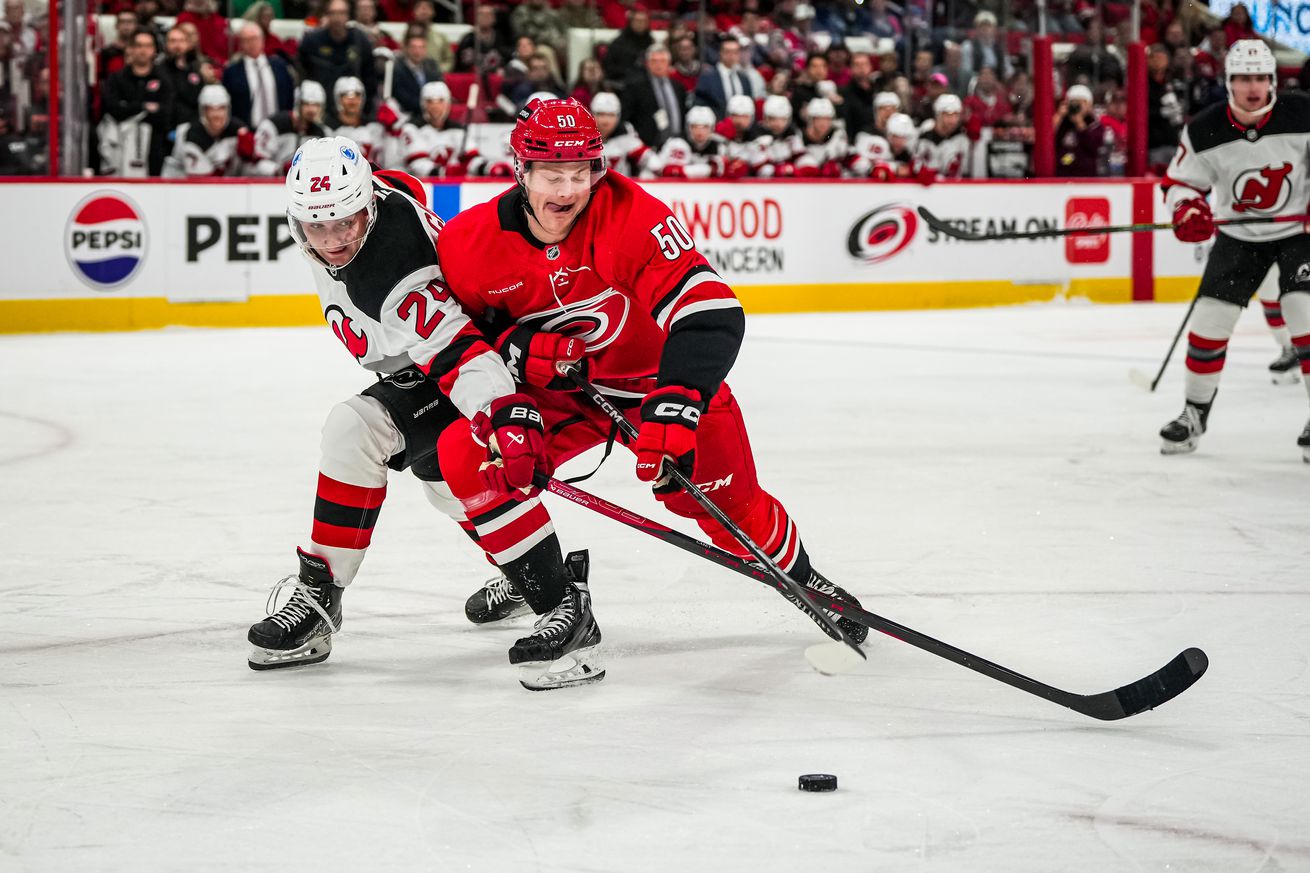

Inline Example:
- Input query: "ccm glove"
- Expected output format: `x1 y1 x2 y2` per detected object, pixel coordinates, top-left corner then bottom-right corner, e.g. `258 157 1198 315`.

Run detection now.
471 394 548 493
1173 197 1215 243
498 325 587 390
634 386 703 493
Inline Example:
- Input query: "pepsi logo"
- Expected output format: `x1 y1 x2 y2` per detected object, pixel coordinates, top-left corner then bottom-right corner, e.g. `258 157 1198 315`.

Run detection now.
65 193 147 289
847 203 918 264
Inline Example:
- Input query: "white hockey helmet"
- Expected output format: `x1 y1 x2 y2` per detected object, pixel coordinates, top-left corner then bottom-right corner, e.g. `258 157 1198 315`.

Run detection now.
886 112 917 140
198 84 231 108
525 90 560 107
1226 39 1277 117
874 91 901 109
590 91 621 116
421 80 452 103
686 105 716 128
805 97 836 119
763 94 792 119
297 80 326 107
726 94 755 119
933 93 962 115
285 136 377 269
1065 84 1094 105
334 76 366 102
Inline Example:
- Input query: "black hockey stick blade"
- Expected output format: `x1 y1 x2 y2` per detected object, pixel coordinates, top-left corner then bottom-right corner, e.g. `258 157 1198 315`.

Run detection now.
1064 647 1209 720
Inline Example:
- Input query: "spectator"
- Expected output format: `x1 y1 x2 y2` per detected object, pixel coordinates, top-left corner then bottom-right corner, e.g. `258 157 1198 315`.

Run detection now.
598 0 639 30
100 27 173 175
569 56 605 108
1044 0 1084 34
391 32 441 114
352 0 397 51
1066 18 1124 89
603 6 652 85
157 24 203 128
694 35 751 120
511 0 566 62
0 23 22 124
1000 69 1033 128
766 67 793 97
1054 83 1102 176
1223 3 1257 48
1100 88 1128 176
1195 25 1228 71
133 0 166 49
1161 19 1189 55
730 9 769 69
826 41 852 87
1188 51 1225 113
409 0 453 72
3 0 36 56
865 0 903 47
769 0 813 71
961 11 1011 79
176 0 229 64
918 71 950 121
242 2 292 60
98 11 138 83
1146 42 1185 167
454 4 509 74
622 44 686 147
789 51 829 118
669 35 702 94
503 51 563 108
838 51 877 134
560 0 604 30
0 106 41 173
222 22 294 127
962 65 1007 139
299 0 378 117
934 40 969 95
873 38 900 85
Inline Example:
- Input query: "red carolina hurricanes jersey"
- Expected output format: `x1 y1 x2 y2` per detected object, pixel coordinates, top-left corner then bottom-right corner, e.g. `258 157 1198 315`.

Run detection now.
436 172 743 401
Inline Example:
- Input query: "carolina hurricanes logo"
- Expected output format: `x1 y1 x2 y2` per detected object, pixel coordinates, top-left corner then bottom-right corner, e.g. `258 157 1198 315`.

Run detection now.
846 203 918 264
520 289 630 351
325 304 369 359
1232 163 1292 213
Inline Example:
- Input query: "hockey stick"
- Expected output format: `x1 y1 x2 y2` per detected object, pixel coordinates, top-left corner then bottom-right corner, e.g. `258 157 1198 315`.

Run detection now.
536 472 1209 720
917 206 1309 242
1129 294 1199 392
559 364 865 659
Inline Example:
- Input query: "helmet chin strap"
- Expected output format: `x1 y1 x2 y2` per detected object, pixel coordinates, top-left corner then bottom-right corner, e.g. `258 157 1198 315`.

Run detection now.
1228 81 1277 119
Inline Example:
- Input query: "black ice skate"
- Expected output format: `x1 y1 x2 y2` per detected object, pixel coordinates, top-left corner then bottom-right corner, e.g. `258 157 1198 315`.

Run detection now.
1299 419 1310 464
248 549 343 671
1269 347 1300 385
508 550 604 691
464 573 532 625
801 570 869 646
1160 400 1212 455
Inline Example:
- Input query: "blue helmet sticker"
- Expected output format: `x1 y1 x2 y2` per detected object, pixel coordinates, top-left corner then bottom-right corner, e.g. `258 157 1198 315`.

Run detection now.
341 146 357 162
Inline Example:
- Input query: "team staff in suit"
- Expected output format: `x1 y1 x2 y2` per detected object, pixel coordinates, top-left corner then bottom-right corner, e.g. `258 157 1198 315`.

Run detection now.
222 23 295 127
620 44 686 148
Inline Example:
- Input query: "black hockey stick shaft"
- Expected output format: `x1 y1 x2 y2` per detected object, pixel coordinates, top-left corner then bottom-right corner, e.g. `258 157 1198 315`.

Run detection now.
1145 294 1200 392
917 206 1308 242
559 364 864 658
536 473 1208 720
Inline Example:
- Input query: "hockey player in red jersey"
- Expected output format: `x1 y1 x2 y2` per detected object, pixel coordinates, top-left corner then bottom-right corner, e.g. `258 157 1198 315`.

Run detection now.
246 135 547 671
435 98 869 688
1158 40 1310 460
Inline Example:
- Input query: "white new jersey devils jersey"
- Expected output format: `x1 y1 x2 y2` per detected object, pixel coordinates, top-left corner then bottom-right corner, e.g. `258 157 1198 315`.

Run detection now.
307 181 512 419
1163 92 1310 242
332 117 398 169
797 126 849 170
749 126 804 176
250 111 327 177
601 121 656 177
657 134 728 178
915 125 971 179
179 120 246 176
849 131 892 176
401 120 469 177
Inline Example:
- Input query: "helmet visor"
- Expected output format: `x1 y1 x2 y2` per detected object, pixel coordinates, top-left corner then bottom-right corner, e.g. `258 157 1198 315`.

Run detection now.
520 159 606 198
289 207 373 268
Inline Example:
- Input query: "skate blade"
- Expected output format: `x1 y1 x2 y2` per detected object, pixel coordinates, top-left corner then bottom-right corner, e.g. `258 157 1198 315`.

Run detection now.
1160 438 1199 455
467 603 534 627
248 635 332 671
1302 447 1310 465
517 644 605 691
805 641 867 676
1272 370 1302 386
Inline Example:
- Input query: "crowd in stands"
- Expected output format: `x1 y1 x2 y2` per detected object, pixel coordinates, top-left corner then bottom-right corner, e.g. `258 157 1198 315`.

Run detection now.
0 0 49 173
2 0 1308 177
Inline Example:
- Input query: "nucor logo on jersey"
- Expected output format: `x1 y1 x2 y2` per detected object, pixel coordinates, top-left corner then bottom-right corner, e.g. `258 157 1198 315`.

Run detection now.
1232 163 1293 214
65 193 148 289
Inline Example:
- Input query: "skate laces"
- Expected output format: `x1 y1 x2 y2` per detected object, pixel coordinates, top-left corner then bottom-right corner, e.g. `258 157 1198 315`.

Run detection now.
485 574 523 608
530 589 578 640
264 574 341 635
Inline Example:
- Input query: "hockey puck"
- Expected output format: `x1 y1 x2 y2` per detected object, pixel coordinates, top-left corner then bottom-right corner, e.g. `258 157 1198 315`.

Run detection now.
798 774 837 792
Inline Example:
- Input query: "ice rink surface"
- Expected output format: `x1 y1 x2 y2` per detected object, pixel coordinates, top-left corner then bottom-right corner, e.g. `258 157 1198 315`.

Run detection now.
2 302 1308 872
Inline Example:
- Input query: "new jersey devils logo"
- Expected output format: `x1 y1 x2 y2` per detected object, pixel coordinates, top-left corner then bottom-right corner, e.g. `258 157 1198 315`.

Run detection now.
325 304 369 359
520 289 630 351
1232 163 1292 213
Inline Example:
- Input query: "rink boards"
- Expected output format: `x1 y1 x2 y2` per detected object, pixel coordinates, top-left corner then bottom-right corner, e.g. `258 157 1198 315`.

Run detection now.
0 178 1206 333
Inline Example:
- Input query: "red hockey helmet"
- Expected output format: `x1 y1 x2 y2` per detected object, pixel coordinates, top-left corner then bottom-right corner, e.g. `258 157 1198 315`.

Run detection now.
510 97 607 187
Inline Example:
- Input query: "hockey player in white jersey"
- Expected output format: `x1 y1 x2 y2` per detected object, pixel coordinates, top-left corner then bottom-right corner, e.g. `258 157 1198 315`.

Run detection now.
1158 39 1310 459
331 76 404 167
916 93 970 179
248 81 329 177
718 93 767 177
751 94 805 178
401 81 472 177
588 91 656 177
795 97 848 177
178 84 250 176
247 136 551 673
657 105 731 178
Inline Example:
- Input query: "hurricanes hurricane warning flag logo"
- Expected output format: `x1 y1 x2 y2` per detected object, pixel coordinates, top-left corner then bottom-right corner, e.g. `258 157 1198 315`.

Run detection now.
65 193 148 289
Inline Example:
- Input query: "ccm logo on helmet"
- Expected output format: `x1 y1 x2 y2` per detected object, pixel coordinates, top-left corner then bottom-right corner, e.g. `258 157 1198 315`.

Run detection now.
557 140 585 147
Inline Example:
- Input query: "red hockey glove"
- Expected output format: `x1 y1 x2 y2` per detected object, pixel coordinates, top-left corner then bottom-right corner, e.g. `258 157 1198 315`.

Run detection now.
870 162 895 182
471 394 548 494
661 164 687 178
488 161 513 177
774 161 797 177
376 99 404 135
915 164 938 185
634 386 702 495
724 158 749 179
236 127 256 161
496 324 587 391
1173 197 1214 243
821 159 843 178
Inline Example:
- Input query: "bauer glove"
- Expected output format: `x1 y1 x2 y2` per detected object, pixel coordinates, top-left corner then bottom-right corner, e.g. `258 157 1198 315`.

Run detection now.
1172 197 1214 243
471 394 549 494
634 386 702 495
